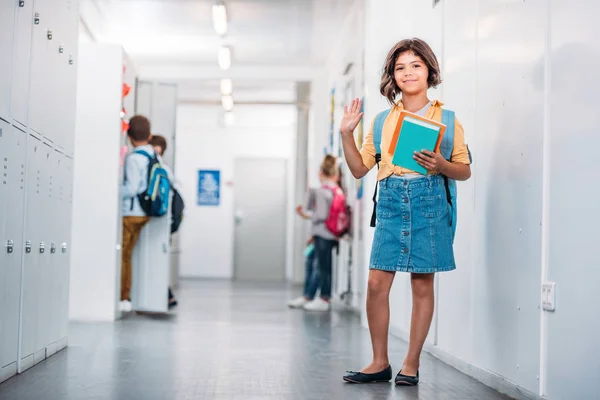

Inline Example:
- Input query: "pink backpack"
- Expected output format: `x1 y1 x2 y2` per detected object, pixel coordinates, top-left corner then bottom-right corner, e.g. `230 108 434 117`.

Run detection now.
324 185 350 237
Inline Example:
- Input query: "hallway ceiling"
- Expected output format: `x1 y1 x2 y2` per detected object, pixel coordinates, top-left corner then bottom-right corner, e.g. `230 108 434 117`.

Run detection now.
82 0 355 101
88 0 353 67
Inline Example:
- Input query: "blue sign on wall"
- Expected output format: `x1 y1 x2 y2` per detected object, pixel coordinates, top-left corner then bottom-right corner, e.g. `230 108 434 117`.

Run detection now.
197 170 220 206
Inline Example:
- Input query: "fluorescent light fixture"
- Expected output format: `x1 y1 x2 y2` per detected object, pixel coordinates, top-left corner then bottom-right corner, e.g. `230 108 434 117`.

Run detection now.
218 46 231 70
212 3 228 36
224 111 235 126
222 95 234 111
220 78 233 95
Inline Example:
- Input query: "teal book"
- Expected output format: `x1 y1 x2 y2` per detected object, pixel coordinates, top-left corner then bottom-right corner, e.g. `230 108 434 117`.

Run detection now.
390 115 442 175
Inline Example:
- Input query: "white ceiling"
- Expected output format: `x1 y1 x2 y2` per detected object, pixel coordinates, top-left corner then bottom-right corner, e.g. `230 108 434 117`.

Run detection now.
88 0 354 66
82 0 356 101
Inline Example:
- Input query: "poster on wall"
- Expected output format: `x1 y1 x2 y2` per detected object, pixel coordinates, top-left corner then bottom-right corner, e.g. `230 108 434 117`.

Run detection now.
197 170 220 206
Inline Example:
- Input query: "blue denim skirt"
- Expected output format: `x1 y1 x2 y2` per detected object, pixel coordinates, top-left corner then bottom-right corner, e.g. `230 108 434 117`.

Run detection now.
370 174 456 274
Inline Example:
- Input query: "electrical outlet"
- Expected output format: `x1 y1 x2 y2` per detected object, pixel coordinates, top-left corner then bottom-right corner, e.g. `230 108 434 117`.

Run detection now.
542 282 556 312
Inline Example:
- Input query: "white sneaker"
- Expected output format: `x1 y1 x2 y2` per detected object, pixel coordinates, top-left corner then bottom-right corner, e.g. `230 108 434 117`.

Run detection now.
287 296 308 309
303 298 330 312
119 300 133 312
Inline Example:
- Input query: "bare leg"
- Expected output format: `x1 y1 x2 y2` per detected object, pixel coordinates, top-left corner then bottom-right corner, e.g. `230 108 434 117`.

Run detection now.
401 273 435 376
361 269 396 373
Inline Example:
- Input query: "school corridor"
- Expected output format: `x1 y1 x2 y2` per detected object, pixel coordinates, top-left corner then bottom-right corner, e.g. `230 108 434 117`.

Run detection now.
1 0 599 399
0 280 512 400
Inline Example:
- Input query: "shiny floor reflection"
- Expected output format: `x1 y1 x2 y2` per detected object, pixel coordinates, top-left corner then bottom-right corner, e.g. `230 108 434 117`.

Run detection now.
0 280 512 400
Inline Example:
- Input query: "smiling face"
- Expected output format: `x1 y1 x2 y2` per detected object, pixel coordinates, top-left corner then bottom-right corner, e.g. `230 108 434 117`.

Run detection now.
394 51 430 96
379 38 442 104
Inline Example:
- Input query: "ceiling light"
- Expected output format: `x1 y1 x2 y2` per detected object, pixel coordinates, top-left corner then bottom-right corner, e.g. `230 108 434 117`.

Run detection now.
220 78 233 95
222 95 234 111
218 46 231 70
212 3 228 36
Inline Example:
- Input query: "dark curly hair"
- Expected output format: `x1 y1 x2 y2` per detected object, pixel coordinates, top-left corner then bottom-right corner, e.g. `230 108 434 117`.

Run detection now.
380 38 442 105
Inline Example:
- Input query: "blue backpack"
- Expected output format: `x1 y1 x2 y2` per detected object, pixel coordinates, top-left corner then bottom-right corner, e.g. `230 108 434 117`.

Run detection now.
371 108 463 242
134 149 171 217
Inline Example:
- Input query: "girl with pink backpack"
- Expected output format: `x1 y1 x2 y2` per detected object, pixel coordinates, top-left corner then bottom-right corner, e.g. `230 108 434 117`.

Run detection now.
291 155 349 312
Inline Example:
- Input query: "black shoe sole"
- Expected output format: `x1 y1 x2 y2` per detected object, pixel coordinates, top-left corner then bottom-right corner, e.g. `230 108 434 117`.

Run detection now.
343 377 391 384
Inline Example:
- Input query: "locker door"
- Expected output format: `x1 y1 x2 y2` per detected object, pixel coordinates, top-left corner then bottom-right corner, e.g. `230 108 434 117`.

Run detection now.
35 143 53 360
28 0 54 138
46 151 65 357
131 207 171 313
0 122 9 379
44 6 62 147
1 124 26 381
0 0 16 121
10 0 34 127
57 155 73 347
19 135 42 372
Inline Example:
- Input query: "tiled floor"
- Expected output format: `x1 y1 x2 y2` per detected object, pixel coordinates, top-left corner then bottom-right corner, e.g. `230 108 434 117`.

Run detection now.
0 280 513 400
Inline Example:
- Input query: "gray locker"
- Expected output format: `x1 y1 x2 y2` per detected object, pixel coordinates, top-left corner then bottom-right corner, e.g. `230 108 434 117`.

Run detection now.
1 124 27 384
27 1 52 139
0 0 16 121
19 136 44 372
57 154 73 347
34 142 54 361
10 0 34 128
46 149 61 357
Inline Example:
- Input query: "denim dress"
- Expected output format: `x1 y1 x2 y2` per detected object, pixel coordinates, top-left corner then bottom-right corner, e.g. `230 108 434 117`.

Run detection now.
370 174 456 273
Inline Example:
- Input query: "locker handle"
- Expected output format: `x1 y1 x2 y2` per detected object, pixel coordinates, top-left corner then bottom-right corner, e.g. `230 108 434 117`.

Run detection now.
19 0 25 7
34 12 39 25
50 243 56 254
5 240 14 254
47 30 53 40
61 243 67 253
39 242 45 254
25 241 32 253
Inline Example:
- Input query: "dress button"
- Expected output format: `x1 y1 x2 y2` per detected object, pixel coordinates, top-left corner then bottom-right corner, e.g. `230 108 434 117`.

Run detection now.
403 231 409 236
403 248 409 254
403 198 408 203
403 215 409 220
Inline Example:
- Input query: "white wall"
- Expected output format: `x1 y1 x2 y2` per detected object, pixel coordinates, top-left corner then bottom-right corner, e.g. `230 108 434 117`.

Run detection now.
175 103 296 279
312 0 600 398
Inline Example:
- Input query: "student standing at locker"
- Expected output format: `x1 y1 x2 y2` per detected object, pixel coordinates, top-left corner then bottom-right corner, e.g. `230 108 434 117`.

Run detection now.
120 115 155 312
339 38 471 385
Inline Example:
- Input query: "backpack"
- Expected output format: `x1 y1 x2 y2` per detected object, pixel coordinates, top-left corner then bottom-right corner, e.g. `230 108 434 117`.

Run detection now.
134 149 171 217
324 185 351 237
371 108 468 242
170 188 185 234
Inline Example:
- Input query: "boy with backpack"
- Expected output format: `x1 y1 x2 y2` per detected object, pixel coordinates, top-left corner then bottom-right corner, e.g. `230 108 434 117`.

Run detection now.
120 116 170 312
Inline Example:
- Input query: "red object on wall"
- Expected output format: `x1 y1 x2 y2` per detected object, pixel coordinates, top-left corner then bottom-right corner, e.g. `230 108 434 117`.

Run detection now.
122 120 129 133
122 83 131 98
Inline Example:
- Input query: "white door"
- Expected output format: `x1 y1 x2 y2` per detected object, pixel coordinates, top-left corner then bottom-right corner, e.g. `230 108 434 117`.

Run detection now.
234 158 287 282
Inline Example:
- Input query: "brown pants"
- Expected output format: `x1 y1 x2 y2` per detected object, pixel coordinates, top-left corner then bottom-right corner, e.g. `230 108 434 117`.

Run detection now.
121 216 150 301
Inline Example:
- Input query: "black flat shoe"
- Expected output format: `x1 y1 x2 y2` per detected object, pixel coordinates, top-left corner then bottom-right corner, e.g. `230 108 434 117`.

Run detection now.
395 370 419 386
343 365 392 384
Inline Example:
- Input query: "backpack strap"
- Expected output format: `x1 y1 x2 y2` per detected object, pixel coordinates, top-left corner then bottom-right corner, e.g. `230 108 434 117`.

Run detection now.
133 149 153 160
441 109 457 234
370 109 391 228
440 109 455 161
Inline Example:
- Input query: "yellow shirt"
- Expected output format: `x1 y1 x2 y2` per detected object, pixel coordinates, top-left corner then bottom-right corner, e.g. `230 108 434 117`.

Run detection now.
360 100 471 181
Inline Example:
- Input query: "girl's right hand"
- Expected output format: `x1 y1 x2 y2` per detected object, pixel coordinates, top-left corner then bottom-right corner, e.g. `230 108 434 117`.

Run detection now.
340 98 364 136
